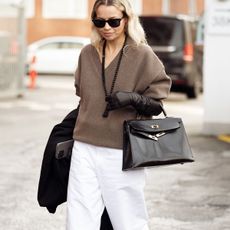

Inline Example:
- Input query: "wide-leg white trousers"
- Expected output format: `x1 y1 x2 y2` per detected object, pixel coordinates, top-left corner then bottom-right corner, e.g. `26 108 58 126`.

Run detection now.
66 140 149 230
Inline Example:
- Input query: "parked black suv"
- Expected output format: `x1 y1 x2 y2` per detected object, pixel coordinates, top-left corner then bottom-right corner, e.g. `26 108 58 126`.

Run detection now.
140 15 202 98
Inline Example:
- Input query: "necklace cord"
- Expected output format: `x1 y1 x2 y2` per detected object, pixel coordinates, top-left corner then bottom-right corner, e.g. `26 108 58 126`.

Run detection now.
101 36 127 117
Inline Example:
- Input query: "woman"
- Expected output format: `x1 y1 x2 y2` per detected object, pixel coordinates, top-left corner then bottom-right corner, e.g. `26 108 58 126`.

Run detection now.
67 0 171 229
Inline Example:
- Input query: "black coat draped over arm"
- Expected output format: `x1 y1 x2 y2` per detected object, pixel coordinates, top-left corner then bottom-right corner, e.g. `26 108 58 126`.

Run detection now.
37 107 113 230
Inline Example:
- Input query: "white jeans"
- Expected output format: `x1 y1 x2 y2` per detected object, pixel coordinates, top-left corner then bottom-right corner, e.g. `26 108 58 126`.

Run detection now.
66 140 149 230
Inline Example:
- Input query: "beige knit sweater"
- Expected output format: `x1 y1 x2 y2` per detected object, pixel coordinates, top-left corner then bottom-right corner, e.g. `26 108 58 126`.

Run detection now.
73 37 171 149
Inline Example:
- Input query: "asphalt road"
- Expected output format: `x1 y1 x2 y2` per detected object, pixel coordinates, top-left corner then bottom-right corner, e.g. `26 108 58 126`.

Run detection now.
0 75 230 230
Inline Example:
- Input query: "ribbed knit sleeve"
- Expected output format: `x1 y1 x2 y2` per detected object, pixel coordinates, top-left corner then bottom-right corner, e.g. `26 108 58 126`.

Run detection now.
133 44 171 99
143 67 171 99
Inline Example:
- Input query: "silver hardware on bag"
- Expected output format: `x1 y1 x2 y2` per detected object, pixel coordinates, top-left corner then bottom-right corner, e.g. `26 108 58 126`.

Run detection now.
151 124 159 129
148 134 158 141
148 132 166 141
156 132 166 138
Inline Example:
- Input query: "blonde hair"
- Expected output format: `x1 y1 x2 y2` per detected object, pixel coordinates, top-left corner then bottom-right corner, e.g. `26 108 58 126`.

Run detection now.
91 0 147 49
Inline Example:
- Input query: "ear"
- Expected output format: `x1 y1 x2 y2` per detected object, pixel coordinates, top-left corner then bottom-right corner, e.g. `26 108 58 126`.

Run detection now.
124 18 128 31
123 17 128 25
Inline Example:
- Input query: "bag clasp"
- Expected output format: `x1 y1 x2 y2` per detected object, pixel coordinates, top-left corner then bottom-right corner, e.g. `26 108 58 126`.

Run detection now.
151 124 159 129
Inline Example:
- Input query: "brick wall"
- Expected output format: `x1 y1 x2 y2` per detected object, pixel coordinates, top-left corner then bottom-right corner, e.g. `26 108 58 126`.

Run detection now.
27 0 204 44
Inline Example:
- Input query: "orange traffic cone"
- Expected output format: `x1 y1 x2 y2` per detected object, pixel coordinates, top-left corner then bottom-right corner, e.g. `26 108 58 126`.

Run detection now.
28 55 37 89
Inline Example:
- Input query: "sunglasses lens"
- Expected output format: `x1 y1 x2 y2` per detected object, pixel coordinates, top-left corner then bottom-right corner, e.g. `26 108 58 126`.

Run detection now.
93 18 122 28
108 19 121 27
93 19 105 28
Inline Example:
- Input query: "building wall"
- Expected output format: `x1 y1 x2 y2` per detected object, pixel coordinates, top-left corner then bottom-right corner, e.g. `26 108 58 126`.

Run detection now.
170 0 204 15
171 0 189 14
27 0 93 43
197 0 205 15
142 0 162 15
27 0 204 44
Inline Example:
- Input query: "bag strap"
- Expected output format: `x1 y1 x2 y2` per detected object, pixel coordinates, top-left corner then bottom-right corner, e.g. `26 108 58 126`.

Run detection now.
161 106 167 117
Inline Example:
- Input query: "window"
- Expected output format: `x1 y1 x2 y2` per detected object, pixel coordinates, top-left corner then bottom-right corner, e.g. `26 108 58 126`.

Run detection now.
140 17 184 47
42 0 88 19
25 0 35 18
131 0 143 15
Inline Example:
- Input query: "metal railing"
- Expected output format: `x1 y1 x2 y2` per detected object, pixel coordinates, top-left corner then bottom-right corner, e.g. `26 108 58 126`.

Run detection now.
0 1 26 98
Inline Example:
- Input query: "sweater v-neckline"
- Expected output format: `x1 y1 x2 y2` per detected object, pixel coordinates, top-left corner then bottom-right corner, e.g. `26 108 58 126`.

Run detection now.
94 45 121 71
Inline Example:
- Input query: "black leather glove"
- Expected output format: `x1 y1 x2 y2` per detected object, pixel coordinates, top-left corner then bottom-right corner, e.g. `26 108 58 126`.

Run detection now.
106 92 133 109
106 91 163 116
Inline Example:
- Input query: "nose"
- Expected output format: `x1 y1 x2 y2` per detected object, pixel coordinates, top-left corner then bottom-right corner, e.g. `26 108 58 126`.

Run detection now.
104 22 111 29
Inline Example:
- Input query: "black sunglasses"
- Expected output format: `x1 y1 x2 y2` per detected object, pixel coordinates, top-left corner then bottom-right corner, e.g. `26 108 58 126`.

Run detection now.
92 18 123 28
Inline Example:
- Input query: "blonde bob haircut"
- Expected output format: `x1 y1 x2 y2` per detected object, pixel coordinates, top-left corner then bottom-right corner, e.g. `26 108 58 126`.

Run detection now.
91 0 147 49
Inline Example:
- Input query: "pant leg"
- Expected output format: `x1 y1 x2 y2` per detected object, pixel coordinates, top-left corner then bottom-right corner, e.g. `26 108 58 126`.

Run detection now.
96 146 149 230
66 141 104 230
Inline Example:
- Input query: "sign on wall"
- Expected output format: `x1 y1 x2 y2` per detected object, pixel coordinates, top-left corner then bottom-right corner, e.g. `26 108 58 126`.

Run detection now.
207 0 230 35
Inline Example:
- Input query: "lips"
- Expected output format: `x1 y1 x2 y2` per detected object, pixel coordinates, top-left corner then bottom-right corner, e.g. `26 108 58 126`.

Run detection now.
103 33 113 37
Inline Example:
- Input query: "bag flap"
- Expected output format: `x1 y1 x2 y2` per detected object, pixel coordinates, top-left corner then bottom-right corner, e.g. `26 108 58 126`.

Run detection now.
126 117 181 133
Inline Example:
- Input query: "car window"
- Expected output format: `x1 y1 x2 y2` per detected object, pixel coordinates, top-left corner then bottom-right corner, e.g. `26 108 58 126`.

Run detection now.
60 42 84 49
39 42 60 50
140 17 184 47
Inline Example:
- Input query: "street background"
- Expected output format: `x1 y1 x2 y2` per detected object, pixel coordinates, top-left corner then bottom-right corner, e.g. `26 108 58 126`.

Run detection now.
0 75 230 230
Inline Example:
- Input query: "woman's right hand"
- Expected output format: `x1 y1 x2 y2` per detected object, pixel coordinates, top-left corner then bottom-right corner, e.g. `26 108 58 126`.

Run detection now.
106 91 133 110
106 91 163 116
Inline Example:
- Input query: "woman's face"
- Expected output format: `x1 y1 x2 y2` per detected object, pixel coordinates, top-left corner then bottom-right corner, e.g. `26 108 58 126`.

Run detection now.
94 5 127 41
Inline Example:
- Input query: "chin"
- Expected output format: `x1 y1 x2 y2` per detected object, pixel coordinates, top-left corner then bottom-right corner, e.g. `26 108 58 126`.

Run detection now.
103 34 115 40
105 37 115 41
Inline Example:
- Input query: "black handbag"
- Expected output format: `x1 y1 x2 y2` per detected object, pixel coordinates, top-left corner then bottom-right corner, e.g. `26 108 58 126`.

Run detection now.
122 112 194 170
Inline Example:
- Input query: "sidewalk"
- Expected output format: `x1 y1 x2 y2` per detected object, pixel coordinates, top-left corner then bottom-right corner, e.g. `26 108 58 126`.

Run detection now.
0 79 230 230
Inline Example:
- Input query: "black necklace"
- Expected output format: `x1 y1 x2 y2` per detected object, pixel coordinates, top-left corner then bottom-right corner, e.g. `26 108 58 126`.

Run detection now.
101 36 127 117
